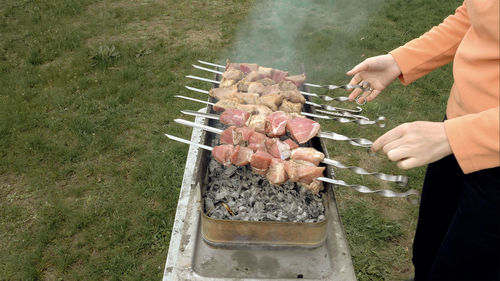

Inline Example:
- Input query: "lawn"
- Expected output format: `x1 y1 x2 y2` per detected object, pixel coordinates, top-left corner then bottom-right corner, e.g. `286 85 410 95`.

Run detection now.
0 0 461 280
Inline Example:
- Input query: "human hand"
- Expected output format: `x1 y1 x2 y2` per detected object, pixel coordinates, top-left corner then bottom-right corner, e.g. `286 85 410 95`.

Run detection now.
371 121 453 170
346 54 402 103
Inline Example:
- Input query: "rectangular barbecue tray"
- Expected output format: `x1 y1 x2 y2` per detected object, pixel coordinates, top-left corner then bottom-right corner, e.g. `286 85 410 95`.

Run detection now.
163 71 356 280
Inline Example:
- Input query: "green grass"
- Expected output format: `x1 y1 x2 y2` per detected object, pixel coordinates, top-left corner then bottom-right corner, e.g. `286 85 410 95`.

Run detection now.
0 0 461 280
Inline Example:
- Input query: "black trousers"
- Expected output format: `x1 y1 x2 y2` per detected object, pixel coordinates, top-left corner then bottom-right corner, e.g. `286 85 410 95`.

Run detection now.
413 154 500 280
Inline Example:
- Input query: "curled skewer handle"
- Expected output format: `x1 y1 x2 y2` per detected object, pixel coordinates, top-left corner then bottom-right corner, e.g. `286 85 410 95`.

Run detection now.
317 177 418 202
318 131 373 148
322 158 408 186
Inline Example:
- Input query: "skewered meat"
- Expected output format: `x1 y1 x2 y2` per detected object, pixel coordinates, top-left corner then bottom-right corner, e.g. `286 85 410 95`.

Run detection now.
222 68 244 81
243 71 261 82
220 109 251 127
279 99 302 114
284 73 306 87
250 150 274 175
234 92 259 105
247 114 267 133
211 144 234 166
286 116 321 144
258 93 283 111
257 66 273 79
211 144 324 193
230 145 253 166
219 109 320 144
266 138 293 160
247 82 266 94
284 160 325 185
267 158 288 185
290 147 325 166
209 84 238 100
220 79 236 88
258 78 276 86
271 69 289 83
265 111 291 137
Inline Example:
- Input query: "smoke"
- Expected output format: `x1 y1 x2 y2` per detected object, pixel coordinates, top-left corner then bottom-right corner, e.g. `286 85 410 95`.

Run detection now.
220 0 385 82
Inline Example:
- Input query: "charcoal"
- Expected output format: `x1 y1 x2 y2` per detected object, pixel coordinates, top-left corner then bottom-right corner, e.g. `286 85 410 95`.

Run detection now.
205 159 326 223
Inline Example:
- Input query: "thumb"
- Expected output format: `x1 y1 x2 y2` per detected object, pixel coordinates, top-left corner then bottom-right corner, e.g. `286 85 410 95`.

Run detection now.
346 61 369 76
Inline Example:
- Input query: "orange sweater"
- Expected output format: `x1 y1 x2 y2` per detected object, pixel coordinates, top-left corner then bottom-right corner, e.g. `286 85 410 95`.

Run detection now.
390 0 499 174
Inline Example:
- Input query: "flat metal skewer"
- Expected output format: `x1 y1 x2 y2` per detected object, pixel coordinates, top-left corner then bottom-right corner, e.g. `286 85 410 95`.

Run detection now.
175 95 373 148
174 117 408 186
165 133 417 199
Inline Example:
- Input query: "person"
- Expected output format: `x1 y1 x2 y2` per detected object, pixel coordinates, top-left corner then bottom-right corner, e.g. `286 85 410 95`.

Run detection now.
345 1 499 280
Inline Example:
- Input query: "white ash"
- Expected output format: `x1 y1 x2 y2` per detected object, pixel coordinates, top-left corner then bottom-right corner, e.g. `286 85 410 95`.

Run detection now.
204 159 325 223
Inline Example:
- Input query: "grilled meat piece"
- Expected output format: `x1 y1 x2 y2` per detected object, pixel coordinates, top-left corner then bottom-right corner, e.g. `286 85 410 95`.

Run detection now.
222 68 244 81
279 99 302 114
267 158 288 185
284 73 306 87
209 85 238 100
265 111 291 137
250 150 274 175
220 109 250 127
290 147 325 166
211 144 234 166
286 116 320 144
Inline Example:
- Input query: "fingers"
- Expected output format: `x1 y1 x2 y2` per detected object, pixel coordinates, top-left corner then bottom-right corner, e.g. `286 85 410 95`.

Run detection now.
397 157 420 170
366 89 381 102
371 124 406 152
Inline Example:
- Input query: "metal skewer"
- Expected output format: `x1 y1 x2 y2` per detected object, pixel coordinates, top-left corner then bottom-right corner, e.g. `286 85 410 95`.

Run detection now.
165 133 417 199
174 117 407 186
175 95 373 148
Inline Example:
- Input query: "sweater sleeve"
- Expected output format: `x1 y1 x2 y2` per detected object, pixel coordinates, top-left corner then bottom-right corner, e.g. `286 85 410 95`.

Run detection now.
389 3 471 85
444 107 500 173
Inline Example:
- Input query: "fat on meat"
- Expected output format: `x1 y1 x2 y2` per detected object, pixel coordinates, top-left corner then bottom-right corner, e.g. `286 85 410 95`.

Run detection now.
267 158 288 185
265 111 291 137
290 147 325 166
266 139 292 160
286 116 320 144
220 109 251 127
212 144 234 166
246 114 267 133
250 150 274 175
